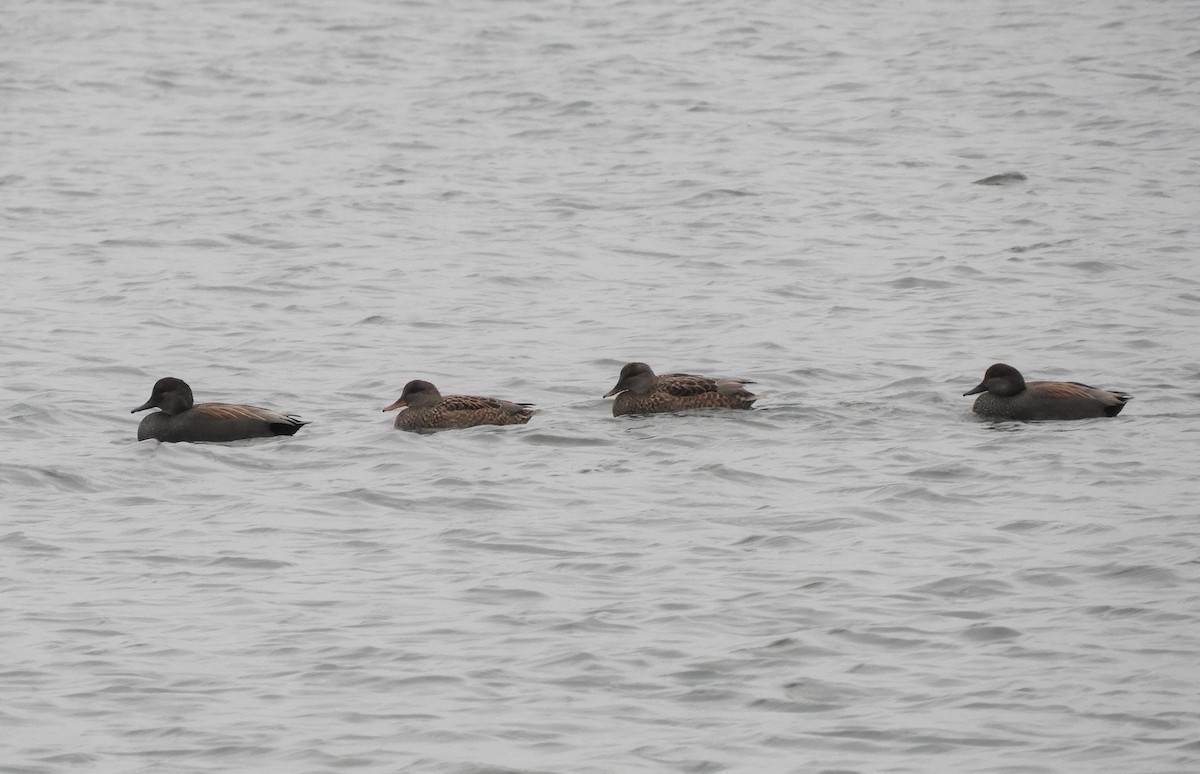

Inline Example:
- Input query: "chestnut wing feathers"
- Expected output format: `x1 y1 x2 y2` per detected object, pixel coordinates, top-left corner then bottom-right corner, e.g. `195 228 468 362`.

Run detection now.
1036 382 1088 400
199 403 306 426
1037 381 1129 404
199 403 274 420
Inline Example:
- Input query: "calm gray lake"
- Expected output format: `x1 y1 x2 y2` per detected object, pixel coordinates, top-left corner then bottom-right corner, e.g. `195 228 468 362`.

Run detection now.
3 0 1200 771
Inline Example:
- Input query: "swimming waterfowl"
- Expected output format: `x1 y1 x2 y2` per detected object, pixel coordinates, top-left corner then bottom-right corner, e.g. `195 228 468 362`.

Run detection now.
132 377 309 442
383 379 534 431
963 363 1131 420
603 362 757 416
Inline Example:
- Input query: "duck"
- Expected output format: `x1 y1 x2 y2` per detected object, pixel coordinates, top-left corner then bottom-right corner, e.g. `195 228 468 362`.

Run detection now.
963 363 1131 420
132 377 309 442
603 362 757 417
383 379 534 431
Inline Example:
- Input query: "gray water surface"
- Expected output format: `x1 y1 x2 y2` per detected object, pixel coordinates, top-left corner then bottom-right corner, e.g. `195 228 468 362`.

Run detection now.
4 0 1200 772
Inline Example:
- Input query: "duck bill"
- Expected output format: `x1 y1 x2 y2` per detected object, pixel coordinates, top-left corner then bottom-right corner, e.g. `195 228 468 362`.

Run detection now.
963 382 987 396
131 398 157 414
603 386 622 398
382 398 407 412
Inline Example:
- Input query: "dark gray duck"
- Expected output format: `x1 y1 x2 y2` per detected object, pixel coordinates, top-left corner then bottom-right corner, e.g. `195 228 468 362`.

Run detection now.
132 377 309 442
603 362 757 417
964 363 1131 420
383 379 534 431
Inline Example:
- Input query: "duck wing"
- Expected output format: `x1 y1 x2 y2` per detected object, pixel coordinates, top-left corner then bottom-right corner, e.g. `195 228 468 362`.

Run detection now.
657 373 724 397
197 403 309 434
1033 381 1131 417
659 373 756 399
441 395 534 415
1043 382 1130 404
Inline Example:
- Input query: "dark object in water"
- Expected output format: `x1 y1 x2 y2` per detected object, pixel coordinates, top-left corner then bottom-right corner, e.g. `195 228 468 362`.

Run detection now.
132 377 308 442
963 363 1131 420
973 172 1028 186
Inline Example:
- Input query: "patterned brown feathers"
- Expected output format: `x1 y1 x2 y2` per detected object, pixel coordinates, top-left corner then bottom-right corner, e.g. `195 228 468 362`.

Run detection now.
383 379 534 431
603 362 757 417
